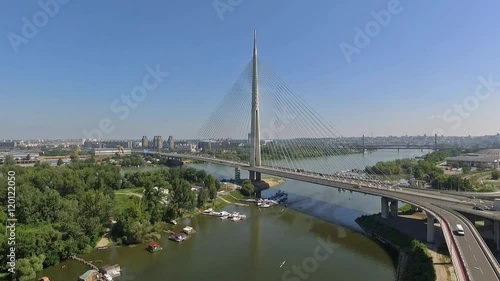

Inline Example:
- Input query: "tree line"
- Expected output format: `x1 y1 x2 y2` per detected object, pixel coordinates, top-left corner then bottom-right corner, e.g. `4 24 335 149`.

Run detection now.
0 161 221 280
365 149 478 191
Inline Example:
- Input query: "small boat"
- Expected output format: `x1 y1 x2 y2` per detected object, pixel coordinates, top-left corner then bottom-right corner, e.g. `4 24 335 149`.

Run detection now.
169 232 188 242
170 220 177 225
148 242 163 252
231 216 241 221
220 216 228 220
260 203 271 208
183 226 195 234
97 247 108 250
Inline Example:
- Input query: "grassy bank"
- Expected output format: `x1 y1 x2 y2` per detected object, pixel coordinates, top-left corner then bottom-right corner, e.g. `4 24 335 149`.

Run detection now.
356 215 436 281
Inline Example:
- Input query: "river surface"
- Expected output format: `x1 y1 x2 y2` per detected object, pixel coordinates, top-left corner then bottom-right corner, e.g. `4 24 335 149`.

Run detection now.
36 150 430 281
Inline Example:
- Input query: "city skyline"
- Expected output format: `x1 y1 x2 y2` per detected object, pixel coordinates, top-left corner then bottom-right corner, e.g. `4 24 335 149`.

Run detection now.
1 1 500 139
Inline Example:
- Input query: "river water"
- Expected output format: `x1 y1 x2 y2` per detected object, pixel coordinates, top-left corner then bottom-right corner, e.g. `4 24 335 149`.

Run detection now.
36 150 430 281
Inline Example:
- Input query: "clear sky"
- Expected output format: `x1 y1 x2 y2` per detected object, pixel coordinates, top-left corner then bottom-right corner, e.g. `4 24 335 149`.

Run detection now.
1 0 500 140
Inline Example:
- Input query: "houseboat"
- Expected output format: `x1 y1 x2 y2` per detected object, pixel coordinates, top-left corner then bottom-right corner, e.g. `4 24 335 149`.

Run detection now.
148 242 163 252
169 232 188 242
78 270 98 281
99 264 121 279
183 226 195 235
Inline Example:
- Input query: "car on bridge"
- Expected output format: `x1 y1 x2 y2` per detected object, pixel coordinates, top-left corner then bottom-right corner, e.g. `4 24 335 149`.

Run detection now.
473 205 487 211
454 224 465 236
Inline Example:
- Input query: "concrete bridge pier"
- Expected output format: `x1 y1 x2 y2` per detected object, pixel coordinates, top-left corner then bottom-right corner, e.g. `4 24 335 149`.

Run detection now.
381 198 399 218
381 197 398 219
249 171 255 181
389 199 399 217
425 211 435 244
256 172 261 181
494 220 500 252
381 197 389 219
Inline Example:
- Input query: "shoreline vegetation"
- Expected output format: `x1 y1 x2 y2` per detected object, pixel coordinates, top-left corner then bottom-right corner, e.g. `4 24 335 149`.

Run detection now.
202 145 363 163
0 155 285 279
364 149 498 192
356 214 436 281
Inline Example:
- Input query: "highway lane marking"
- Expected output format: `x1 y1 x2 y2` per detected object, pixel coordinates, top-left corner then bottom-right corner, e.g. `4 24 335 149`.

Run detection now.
473 254 477 261
468 244 472 250
474 266 484 275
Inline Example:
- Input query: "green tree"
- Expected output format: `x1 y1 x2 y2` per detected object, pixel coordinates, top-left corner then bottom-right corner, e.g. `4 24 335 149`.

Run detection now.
197 188 209 208
208 184 217 200
4 155 16 165
15 254 45 281
112 205 152 244
170 179 195 217
56 158 64 166
413 168 424 180
240 180 254 196
492 170 500 180
70 154 79 163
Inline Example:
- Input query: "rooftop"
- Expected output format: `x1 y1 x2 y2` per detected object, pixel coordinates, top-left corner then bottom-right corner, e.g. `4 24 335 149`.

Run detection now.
446 154 500 163
476 149 500 156
78 269 97 280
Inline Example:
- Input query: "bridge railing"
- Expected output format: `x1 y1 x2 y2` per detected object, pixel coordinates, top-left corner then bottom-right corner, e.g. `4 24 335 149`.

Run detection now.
436 210 472 281
417 206 471 281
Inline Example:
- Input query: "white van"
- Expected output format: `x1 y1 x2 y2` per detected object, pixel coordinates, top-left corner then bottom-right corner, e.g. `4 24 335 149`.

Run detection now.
455 224 465 236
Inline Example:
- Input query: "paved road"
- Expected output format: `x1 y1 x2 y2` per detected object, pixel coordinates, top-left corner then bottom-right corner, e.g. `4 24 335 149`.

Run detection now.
438 208 498 281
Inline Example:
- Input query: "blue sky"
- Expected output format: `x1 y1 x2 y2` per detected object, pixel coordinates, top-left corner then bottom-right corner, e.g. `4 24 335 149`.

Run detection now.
1 0 500 139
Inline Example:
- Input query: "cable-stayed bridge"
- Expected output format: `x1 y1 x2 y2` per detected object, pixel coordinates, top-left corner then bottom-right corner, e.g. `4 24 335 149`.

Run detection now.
137 32 500 281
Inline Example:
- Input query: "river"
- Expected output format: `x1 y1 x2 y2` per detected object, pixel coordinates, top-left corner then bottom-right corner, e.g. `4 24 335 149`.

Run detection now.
36 149 431 281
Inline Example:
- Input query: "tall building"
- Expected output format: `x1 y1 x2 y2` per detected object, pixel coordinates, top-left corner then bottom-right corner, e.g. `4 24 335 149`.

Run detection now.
168 136 175 150
153 136 163 150
142 136 149 148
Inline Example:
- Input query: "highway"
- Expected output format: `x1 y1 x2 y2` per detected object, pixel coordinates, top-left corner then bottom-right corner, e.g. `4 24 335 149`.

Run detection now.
439 209 498 281
136 151 500 280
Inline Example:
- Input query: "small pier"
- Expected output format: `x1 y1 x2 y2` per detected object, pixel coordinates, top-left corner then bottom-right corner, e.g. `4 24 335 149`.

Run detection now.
69 255 99 271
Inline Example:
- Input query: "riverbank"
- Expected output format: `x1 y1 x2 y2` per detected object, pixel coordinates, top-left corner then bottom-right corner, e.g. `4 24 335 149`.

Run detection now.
356 214 436 281
262 177 285 188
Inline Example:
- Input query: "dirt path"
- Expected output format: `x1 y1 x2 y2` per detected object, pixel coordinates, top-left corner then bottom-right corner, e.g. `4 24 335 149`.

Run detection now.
95 236 110 248
218 196 231 204
115 192 143 198
428 246 456 281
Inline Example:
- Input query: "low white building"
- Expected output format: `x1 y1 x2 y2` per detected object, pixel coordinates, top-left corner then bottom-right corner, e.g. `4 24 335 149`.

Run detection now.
93 148 132 156
175 143 197 153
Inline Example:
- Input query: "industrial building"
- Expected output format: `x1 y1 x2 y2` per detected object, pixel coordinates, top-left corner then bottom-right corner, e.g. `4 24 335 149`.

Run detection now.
446 149 500 170
175 143 197 153
93 148 132 156
0 141 17 149
0 151 40 164
84 140 133 149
